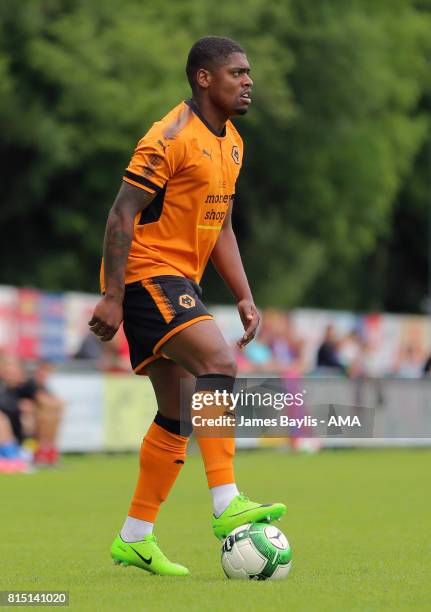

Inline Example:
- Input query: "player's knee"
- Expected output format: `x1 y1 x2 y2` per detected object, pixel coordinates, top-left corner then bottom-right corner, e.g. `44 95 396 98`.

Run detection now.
199 348 237 378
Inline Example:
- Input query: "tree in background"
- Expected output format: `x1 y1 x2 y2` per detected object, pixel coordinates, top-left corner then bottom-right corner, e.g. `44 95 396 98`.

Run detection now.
380 0 431 313
238 0 431 309
0 0 192 289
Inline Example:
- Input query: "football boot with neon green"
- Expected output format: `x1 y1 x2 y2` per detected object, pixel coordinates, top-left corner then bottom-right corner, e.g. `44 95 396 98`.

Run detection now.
111 534 189 576
212 493 287 540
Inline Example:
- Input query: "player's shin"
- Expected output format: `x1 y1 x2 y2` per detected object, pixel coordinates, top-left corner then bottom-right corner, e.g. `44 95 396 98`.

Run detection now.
193 374 238 514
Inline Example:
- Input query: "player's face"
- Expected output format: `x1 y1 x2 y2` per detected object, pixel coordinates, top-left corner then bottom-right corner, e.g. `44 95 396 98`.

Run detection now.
208 53 253 117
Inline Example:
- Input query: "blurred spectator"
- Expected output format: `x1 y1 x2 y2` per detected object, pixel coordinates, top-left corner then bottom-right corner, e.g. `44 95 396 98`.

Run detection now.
264 310 293 364
265 310 307 374
0 354 63 466
0 354 26 443
316 324 344 371
242 318 284 374
24 360 64 464
393 343 424 378
282 337 308 377
349 339 385 408
0 355 31 472
358 340 386 379
338 330 362 376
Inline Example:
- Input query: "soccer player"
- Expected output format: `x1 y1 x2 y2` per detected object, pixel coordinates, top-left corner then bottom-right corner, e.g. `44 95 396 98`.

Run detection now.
89 36 286 576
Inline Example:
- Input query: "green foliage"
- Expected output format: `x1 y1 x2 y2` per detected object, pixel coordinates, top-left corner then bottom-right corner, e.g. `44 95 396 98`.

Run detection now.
241 0 431 308
1 0 430 310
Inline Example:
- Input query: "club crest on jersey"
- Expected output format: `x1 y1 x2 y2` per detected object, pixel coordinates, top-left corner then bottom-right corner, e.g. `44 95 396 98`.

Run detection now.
179 294 195 309
231 145 240 165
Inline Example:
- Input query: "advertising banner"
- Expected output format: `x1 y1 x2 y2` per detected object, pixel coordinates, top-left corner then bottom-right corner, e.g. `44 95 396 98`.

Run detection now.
104 374 157 451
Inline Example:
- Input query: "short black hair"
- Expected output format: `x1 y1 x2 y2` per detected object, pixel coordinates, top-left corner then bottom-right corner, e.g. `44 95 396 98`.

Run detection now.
186 36 245 92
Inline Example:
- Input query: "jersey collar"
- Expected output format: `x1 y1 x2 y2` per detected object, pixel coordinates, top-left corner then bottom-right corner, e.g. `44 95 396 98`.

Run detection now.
185 99 226 138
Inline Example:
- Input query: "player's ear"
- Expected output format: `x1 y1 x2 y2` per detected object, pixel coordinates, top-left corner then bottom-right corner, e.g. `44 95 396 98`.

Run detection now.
196 68 211 89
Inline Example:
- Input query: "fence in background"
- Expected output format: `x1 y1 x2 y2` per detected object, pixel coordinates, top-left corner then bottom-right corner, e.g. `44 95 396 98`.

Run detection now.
51 373 431 451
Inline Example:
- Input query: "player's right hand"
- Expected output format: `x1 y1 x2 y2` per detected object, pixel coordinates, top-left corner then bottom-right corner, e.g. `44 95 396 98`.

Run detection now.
88 296 123 342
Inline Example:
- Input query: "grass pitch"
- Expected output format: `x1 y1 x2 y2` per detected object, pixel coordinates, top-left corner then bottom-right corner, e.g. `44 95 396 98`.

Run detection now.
1 448 429 611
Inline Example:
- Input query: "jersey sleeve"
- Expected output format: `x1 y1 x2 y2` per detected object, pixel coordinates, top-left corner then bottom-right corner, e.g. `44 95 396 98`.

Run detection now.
123 123 185 194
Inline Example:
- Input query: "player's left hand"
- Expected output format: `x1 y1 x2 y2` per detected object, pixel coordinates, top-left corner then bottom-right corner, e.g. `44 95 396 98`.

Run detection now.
237 299 260 349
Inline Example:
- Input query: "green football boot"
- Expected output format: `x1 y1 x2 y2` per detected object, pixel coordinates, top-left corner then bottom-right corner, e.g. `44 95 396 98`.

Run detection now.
111 534 189 577
212 493 287 540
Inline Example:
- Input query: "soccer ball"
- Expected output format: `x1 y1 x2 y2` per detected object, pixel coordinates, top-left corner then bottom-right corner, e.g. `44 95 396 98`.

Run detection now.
221 523 292 580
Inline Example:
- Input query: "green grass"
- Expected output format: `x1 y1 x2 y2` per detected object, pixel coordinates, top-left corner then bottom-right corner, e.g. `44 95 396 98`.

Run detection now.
1 448 430 611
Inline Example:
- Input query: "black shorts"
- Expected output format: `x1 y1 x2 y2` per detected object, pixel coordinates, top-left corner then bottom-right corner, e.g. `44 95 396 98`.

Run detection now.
123 275 213 374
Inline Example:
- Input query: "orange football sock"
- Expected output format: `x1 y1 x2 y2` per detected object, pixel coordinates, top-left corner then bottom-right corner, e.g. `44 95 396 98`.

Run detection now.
197 436 235 488
129 421 188 522
194 374 236 488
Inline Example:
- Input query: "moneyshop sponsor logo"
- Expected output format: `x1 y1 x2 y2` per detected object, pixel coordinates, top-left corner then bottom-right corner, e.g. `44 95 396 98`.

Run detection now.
205 193 235 204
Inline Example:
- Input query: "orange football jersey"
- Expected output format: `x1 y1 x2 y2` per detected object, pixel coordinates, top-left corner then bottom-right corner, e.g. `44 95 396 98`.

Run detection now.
100 100 243 291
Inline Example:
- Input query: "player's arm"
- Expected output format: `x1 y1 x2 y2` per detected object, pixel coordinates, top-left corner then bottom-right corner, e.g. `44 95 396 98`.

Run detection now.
89 182 156 342
211 204 260 348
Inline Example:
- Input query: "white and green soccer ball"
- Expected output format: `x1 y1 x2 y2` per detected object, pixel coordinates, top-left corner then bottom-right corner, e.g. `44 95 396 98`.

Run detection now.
221 523 292 580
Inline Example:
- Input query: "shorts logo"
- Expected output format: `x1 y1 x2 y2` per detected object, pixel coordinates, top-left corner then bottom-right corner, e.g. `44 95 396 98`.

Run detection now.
231 146 240 165
179 294 195 309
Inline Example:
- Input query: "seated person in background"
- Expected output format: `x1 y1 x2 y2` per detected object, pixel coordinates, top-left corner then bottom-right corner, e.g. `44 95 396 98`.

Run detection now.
20 360 64 465
0 355 63 466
